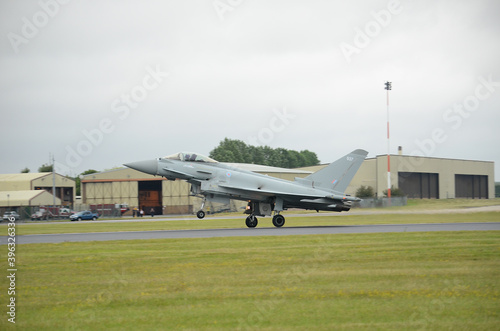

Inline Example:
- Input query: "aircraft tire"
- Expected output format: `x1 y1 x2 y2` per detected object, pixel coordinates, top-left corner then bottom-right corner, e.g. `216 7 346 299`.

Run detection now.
245 215 258 228
196 210 206 219
272 214 285 228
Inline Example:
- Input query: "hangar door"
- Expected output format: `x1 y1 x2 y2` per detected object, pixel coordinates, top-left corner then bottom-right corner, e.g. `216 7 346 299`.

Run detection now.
398 172 439 199
455 175 488 199
138 180 162 215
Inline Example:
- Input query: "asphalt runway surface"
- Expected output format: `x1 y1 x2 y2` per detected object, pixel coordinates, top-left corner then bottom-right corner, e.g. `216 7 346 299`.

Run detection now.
6 222 500 244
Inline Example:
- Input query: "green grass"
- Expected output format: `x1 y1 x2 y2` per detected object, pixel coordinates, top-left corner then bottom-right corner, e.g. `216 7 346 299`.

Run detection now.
8 198 500 236
192 198 500 216
11 211 500 235
397 198 500 210
1 231 499 330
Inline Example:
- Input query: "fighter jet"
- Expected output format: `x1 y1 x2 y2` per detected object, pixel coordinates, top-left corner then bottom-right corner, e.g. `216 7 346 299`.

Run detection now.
124 149 368 228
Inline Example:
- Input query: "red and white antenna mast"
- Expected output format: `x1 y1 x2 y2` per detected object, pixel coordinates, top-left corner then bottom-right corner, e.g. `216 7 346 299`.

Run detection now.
384 81 392 204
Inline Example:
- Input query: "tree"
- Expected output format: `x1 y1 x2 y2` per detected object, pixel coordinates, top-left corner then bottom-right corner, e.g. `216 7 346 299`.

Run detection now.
355 185 375 198
74 169 99 196
209 138 249 163
209 138 320 168
300 150 320 166
38 163 53 172
273 148 289 168
20 167 30 173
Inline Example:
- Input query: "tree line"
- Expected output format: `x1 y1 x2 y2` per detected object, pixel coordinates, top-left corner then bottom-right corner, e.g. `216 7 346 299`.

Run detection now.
209 138 320 168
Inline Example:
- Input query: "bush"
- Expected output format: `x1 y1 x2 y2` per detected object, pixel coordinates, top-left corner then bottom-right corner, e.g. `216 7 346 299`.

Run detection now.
355 185 375 198
383 186 405 197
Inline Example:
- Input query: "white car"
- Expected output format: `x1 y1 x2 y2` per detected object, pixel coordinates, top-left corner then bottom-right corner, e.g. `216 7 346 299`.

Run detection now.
3 211 20 221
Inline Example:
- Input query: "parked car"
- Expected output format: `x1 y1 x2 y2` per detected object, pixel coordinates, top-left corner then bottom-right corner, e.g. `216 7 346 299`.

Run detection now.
58 208 75 219
3 211 20 221
70 211 99 221
31 209 53 220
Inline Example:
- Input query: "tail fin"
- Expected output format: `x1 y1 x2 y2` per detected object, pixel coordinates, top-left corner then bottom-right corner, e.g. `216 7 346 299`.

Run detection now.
301 149 368 193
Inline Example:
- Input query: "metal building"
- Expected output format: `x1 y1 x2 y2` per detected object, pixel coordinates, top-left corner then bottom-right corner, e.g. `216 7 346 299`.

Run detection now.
301 154 495 199
0 173 75 205
0 190 62 208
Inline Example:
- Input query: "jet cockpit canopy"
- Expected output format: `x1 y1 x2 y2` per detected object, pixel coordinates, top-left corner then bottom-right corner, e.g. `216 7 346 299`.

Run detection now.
163 152 218 163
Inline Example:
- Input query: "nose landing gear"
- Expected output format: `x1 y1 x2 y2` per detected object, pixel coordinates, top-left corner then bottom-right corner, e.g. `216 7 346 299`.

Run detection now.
245 214 258 228
196 198 206 219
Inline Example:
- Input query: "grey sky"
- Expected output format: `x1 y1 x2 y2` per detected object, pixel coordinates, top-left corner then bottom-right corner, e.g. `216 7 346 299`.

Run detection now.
1 0 499 178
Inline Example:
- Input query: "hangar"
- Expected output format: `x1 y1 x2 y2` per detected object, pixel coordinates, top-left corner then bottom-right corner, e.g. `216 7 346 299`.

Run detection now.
0 173 75 219
0 173 75 205
301 153 495 199
0 190 62 208
81 153 494 215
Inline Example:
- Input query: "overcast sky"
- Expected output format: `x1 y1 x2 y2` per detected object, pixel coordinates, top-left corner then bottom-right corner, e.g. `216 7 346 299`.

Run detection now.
1 0 499 178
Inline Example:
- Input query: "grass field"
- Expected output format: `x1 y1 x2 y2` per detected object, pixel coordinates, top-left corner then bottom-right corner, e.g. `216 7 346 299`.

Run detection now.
401 198 500 210
2 200 499 329
2 230 500 330
7 198 500 235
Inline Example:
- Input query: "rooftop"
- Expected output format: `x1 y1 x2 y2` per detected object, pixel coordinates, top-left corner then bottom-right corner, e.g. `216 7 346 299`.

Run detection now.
0 173 52 182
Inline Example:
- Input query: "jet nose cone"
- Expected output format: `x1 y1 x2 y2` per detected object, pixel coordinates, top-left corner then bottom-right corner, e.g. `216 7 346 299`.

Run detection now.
123 159 158 175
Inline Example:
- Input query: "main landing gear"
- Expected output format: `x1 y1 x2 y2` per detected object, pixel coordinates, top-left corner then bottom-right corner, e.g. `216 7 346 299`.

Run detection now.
244 200 286 228
198 199 286 228
245 213 285 228
272 214 285 228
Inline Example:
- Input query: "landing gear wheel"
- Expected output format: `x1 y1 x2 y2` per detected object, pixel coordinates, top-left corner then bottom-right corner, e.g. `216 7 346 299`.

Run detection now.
272 214 285 228
245 215 258 228
196 210 205 219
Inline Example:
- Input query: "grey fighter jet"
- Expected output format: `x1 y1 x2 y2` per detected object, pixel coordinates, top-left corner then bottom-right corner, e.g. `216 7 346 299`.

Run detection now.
124 149 368 228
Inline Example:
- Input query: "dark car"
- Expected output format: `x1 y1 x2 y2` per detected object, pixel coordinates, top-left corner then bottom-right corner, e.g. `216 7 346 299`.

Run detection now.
70 211 99 221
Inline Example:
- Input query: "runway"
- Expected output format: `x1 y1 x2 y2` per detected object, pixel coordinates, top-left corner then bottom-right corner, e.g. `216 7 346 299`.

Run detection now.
10 222 500 244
